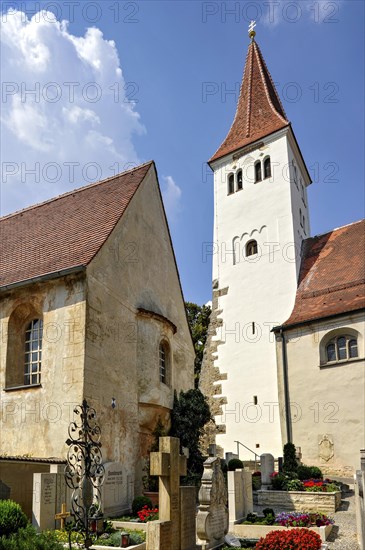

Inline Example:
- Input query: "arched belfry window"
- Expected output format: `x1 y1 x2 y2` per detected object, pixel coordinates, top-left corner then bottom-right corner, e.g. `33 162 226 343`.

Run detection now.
228 173 234 195
264 157 271 179
246 239 258 257
237 169 243 190
24 319 43 385
159 341 170 385
254 161 262 183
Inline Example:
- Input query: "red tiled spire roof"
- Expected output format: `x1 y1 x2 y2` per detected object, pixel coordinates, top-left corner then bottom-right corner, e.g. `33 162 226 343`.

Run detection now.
283 220 365 327
209 39 289 163
0 161 153 289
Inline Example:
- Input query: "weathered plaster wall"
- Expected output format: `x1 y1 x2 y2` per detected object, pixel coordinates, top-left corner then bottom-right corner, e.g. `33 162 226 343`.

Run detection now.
0 274 86 458
276 312 365 472
85 165 194 496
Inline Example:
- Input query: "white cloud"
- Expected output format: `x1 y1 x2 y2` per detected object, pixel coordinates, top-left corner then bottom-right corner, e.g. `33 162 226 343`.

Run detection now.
0 9 145 214
161 176 182 221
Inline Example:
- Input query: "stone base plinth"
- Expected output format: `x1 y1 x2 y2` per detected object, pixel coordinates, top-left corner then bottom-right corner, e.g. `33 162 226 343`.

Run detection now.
256 490 341 512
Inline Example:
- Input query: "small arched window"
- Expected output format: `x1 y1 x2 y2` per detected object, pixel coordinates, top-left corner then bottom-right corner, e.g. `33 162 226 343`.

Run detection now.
325 335 359 364
159 341 170 385
254 161 262 183
246 240 258 257
237 169 243 190
24 319 43 385
264 157 271 179
228 173 234 195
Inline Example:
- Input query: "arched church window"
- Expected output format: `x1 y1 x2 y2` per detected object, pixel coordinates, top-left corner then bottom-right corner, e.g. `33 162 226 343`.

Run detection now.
325 335 359 364
24 319 43 385
246 240 258 257
264 157 271 179
254 161 262 183
237 169 243 190
228 173 234 195
159 341 170 385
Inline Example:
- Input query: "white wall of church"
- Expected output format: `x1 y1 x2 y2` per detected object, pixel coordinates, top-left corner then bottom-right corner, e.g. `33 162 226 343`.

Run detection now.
0 274 86 458
85 164 194 496
209 129 310 459
276 312 365 472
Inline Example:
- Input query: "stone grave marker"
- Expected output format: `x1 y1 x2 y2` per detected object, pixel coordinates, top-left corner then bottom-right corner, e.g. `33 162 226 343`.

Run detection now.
32 473 57 531
180 486 196 550
227 469 253 525
260 454 274 488
147 436 196 550
196 456 228 549
101 462 130 517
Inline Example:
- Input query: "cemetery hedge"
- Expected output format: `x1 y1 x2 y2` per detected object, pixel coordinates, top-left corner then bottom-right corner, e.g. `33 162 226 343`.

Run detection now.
0 500 28 537
0 525 63 550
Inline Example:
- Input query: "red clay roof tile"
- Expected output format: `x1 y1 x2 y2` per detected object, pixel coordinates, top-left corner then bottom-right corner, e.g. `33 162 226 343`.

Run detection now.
209 39 289 163
0 162 153 289
284 220 365 326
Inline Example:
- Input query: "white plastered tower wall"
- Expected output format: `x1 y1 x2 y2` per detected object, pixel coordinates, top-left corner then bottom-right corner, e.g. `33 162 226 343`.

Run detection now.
209 127 311 459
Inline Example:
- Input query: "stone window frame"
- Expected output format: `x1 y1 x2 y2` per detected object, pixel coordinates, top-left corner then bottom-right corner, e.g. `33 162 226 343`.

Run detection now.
24 319 43 386
4 303 44 391
159 339 171 386
319 328 362 367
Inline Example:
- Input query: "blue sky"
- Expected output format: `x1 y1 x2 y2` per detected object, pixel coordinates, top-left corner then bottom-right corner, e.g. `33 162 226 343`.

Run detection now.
1 0 364 304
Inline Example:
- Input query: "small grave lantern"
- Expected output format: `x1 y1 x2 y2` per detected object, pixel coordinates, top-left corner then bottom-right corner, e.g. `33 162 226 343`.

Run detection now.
120 532 130 547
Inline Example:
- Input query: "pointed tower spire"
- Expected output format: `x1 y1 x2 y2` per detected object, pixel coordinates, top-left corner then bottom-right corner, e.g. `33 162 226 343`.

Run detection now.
209 29 289 163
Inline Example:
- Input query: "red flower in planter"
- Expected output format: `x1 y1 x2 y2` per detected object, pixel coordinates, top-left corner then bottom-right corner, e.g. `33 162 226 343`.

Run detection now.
137 505 159 522
255 528 322 550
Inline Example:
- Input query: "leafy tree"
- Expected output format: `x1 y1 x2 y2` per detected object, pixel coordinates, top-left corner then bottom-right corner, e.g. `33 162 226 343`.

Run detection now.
170 389 211 477
185 302 211 386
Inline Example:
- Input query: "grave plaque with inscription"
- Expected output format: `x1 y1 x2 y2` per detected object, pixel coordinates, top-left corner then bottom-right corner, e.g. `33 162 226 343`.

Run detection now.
32 473 57 531
101 462 130 517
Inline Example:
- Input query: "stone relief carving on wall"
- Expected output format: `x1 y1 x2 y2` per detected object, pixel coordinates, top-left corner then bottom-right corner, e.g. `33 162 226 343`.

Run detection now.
319 434 334 462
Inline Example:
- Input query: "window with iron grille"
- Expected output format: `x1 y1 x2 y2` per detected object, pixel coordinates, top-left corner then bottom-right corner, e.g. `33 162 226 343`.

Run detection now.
24 319 43 385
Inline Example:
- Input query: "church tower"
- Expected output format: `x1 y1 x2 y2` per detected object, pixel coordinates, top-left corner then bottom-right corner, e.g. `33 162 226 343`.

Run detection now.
204 26 312 459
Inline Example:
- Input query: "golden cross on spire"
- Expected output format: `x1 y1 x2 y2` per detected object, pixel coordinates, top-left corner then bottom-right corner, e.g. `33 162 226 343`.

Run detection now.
248 20 256 40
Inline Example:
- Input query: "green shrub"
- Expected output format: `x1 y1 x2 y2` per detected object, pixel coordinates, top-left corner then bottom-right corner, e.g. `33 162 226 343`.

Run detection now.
262 508 275 517
270 473 286 490
297 465 323 480
227 458 244 471
287 479 304 491
131 495 152 516
282 442 298 474
0 500 28 538
0 525 63 550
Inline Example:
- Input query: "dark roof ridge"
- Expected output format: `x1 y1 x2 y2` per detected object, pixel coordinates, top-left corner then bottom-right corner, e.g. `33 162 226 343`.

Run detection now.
1 160 154 221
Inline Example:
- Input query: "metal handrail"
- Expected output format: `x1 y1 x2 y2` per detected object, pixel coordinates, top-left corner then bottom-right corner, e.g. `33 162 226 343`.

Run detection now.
234 440 260 470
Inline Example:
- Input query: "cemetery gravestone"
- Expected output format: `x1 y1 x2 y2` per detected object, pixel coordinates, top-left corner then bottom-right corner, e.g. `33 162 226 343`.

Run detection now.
147 436 196 550
260 454 274 488
180 486 196 550
101 462 130 517
196 456 228 549
228 469 253 525
32 473 57 531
